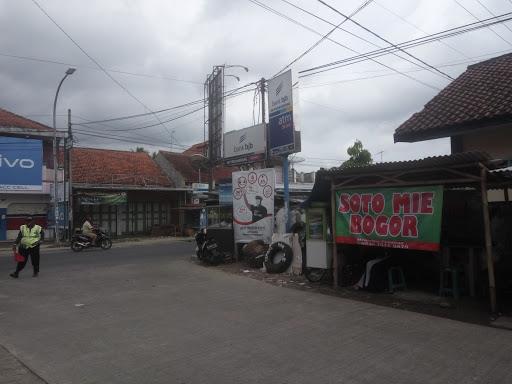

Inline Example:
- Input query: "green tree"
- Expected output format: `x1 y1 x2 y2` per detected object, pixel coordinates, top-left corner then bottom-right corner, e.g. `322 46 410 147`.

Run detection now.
132 146 147 153
342 140 372 168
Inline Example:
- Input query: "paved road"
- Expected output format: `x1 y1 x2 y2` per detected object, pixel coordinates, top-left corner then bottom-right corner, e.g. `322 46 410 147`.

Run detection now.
1 240 512 384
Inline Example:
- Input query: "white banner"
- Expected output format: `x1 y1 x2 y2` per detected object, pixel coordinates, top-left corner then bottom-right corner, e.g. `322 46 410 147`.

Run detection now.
223 123 266 160
233 168 275 244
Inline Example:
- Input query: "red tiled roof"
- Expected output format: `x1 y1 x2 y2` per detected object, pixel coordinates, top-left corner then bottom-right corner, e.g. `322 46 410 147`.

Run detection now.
0 108 52 131
182 141 207 156
72 147 173 187
394 53 512 143
160 149 237 184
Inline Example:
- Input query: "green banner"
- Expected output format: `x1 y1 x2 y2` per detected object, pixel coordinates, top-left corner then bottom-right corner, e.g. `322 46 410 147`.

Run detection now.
78 192 127 205
335 186 443 251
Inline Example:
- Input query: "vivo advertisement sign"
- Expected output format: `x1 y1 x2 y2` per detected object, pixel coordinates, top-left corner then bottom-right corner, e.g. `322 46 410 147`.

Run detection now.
223 123 266 161
0 137 43 192
268 70 295 156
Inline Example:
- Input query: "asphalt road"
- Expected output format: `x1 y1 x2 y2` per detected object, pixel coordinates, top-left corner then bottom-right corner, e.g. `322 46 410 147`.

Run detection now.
1 239 512 384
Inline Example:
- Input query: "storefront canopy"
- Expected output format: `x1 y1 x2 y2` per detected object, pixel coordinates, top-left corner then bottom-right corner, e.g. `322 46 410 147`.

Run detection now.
307 151 511 206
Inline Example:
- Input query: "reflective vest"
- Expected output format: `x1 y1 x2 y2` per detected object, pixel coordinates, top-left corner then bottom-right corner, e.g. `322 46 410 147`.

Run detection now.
20 224 42 249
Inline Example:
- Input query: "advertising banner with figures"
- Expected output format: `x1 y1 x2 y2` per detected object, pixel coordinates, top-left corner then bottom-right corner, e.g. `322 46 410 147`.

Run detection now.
232 168 275 244
335 186 444 251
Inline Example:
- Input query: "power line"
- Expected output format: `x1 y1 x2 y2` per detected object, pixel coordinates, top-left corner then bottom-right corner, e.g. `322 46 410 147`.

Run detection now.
474 0 512 35
30 0 175 139
0 52 202 84
272 0 374 77
247 0 441 90
76 82 256 125
276 0 457 80
75 106 204 132
298 12 512 77
453 0 512 46
316 0 454 80
299 49 512 88
373 0 470 60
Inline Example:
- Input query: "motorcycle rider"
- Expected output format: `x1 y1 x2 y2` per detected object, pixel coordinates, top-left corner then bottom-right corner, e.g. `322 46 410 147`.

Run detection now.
82 215 97 245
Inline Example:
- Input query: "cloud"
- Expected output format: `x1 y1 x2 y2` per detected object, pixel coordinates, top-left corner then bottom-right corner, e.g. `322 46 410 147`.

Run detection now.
0 0 511 170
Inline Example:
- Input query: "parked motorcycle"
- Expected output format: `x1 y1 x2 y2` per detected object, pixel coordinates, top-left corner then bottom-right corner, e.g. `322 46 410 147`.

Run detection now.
195 228 224 265
71 229 112 252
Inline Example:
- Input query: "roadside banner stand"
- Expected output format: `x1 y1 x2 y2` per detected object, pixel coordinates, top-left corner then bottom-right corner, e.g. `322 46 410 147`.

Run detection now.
307 152 512 314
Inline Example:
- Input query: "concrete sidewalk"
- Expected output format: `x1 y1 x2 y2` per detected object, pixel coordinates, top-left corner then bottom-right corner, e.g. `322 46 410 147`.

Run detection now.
0 344 47 384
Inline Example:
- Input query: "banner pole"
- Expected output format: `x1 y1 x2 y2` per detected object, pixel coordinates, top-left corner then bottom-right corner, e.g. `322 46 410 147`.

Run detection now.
283 155 290 232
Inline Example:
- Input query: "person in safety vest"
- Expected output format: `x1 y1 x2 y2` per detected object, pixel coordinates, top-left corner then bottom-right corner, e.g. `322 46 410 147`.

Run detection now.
10 216 44 278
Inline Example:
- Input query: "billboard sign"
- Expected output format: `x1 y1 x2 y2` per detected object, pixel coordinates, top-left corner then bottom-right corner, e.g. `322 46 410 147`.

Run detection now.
192 183 209 194
207 66 224 163
0 136 43 192
223 123 266 162
233 168 275 243
268 70 294 156
335 186 444 251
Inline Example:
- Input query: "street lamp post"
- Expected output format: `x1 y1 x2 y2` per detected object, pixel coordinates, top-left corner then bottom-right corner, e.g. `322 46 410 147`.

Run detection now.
53 68 76 245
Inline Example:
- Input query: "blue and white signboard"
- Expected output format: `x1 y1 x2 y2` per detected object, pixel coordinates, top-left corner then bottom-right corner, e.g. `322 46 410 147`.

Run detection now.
268 70 295 156
0 137 43 192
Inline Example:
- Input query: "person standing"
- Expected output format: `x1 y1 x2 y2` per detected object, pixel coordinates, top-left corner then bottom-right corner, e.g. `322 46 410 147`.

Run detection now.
10 216 44 278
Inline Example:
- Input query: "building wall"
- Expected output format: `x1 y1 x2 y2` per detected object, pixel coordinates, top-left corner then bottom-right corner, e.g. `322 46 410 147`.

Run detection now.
0 136 61 241
74 189 182 237
0 193 49 240
459 125 512 159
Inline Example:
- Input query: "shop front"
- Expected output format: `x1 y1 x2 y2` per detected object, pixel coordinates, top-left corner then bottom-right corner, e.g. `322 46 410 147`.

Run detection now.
308 152 512 314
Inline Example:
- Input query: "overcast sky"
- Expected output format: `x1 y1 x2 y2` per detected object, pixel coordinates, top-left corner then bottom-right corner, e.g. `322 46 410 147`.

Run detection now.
1 0 512 171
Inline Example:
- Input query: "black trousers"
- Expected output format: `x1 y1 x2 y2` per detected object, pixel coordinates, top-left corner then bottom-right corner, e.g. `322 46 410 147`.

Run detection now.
15 246 40 274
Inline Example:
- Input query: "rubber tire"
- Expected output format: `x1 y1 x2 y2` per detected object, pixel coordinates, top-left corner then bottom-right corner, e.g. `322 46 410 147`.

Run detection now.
100 238 112 250
71 241 84 252
265 241 293 274
305 267 327 282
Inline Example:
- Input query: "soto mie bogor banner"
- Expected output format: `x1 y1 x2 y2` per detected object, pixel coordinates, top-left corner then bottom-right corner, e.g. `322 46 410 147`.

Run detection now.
335 186 443 251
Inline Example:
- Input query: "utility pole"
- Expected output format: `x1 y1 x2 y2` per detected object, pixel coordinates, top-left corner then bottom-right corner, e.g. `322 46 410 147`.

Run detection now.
260 77 267 169
67 109 73 241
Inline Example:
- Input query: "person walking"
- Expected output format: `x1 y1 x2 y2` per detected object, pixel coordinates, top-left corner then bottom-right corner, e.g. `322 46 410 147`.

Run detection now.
10 216 44 278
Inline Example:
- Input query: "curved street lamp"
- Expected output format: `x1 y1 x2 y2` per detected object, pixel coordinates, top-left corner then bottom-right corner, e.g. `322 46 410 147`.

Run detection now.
53 67 76 244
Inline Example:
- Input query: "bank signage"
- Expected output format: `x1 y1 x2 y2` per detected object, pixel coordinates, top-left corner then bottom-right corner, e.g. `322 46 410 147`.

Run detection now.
232 168 275 244
268 70 295 156
223 124 266 163
335 186 444 251
0 136 43 192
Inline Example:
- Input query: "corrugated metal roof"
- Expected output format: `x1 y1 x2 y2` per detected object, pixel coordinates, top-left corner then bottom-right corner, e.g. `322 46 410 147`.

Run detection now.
317 151 496 178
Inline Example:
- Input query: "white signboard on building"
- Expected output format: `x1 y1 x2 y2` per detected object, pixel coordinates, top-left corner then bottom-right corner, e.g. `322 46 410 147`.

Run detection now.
223 124 266 165
232 168 275 244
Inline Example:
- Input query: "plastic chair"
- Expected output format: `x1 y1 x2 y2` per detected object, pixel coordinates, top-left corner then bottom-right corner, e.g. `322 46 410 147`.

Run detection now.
388 266 407 293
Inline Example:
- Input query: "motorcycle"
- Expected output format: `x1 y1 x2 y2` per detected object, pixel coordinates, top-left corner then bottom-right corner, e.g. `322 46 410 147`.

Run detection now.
194 228 224 265
71 229 112 252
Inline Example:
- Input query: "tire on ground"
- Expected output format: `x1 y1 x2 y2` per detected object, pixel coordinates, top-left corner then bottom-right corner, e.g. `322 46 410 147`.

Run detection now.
265 241 293 274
